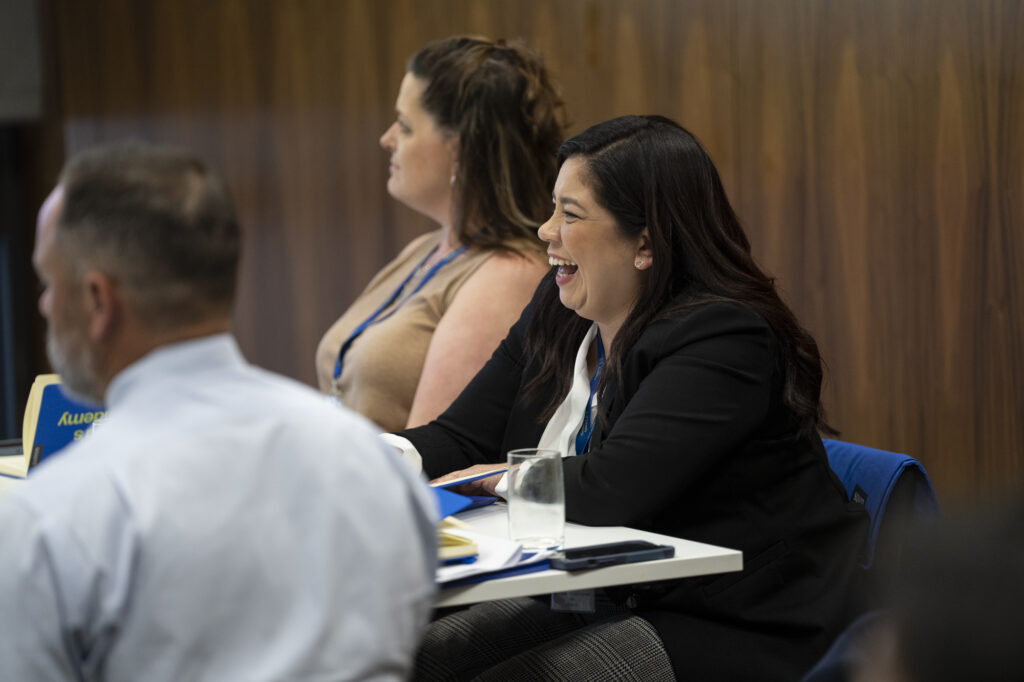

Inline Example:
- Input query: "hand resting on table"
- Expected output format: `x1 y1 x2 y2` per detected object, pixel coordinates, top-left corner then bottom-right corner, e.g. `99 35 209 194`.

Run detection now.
430 463 506 497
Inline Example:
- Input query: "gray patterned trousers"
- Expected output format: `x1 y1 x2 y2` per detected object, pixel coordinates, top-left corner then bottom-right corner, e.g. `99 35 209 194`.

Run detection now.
414 595 675 681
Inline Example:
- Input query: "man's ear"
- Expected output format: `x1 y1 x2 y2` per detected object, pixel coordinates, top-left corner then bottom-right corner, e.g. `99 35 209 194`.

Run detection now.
634 228 654 271
82 270 121 342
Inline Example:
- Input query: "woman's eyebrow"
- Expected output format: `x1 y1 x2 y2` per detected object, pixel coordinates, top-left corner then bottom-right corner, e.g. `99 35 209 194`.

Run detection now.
558 196 585 211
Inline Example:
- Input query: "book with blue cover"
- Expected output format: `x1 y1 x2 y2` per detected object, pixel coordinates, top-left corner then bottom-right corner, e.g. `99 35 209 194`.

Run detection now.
0 374 105 480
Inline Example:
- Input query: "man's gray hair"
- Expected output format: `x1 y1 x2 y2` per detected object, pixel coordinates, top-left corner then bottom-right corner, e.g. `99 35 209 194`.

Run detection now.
57 143 241 328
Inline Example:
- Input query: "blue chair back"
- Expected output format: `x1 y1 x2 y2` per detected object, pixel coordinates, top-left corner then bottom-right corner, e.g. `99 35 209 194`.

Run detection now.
823 439 939 568
801 441 940 682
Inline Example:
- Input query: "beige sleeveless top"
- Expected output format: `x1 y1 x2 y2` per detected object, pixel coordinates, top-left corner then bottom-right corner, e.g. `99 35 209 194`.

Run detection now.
315 230 492 432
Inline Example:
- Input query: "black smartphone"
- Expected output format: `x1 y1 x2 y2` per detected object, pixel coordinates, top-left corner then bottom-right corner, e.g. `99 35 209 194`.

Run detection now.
549 540 675 571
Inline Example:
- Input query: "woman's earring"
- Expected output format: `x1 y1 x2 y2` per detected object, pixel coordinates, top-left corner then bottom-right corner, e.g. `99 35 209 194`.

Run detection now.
450 175 456 186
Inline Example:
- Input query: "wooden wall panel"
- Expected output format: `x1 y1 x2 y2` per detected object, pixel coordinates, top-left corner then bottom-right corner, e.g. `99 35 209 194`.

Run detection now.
732 0 1024 500
36 0 1024 501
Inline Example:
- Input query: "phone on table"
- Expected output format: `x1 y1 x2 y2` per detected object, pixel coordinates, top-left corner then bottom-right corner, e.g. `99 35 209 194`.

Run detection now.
549 540 675 571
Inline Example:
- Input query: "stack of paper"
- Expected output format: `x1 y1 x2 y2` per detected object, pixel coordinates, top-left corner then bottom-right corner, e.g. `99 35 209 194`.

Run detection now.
430 485 554 586
439 530 554 586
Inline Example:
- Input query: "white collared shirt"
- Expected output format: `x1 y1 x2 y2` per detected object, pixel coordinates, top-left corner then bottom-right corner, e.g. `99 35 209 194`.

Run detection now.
0 334 437 681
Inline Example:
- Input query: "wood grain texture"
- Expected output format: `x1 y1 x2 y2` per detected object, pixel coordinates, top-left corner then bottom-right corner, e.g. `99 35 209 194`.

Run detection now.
37 0 1023 501
733 0 1024 501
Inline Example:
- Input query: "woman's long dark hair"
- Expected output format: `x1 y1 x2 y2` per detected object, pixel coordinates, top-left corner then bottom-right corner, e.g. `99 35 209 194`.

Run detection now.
525 115 833 438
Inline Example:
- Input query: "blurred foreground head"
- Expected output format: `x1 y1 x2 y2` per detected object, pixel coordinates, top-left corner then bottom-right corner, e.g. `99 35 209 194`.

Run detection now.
34 143 240 403
855 503 1024 682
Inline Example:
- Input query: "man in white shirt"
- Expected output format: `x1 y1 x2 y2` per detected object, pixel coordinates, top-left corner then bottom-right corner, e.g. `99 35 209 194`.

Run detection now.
0 144 437 681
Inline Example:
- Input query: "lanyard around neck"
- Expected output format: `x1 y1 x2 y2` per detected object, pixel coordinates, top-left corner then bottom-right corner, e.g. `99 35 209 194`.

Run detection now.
574 330 605 455
333 243 467 382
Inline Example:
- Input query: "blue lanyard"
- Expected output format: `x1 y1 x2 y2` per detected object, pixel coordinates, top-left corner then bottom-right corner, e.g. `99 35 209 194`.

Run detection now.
333 244 467 382
574 331 605 455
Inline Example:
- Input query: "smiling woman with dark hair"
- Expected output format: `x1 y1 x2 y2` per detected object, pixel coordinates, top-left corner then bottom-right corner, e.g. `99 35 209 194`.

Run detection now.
393 115 867 680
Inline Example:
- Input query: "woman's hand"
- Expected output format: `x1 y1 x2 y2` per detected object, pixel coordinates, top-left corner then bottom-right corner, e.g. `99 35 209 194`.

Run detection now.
430 463 507 497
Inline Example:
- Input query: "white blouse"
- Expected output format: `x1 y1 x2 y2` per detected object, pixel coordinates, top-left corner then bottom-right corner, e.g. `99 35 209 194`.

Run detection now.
381 324 600 495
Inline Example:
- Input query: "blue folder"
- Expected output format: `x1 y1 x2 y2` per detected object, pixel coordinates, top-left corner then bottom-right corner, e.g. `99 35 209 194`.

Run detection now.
433 486 497 521
441 555 552 588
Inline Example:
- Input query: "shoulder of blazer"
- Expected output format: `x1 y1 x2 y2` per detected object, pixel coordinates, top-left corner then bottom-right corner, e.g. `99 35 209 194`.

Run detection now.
597 300 774 420
630 299 775 365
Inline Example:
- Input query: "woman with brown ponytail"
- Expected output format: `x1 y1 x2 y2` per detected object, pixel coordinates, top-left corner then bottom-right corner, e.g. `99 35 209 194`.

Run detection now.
316 37 566 432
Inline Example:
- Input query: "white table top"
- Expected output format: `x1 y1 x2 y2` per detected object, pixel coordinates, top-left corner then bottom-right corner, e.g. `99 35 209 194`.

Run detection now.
436 502 743 607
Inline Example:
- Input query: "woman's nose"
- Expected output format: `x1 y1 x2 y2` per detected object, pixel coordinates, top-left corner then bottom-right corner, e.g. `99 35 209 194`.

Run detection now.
537 214 557 243
380 123 397 150
38 289 51 318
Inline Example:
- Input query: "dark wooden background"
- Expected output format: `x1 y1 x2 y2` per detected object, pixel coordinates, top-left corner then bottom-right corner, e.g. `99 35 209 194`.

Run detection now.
23 0 1024 502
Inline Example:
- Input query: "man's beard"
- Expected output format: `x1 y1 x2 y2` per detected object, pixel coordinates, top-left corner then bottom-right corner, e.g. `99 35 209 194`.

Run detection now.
46 325 104 406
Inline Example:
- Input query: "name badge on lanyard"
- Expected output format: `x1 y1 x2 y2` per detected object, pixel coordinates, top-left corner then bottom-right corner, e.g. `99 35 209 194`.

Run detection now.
332 244 467 393
574 330 605 455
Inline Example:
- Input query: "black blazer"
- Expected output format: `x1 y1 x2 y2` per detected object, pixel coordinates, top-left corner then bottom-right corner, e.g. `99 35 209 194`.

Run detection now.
404 298 866 680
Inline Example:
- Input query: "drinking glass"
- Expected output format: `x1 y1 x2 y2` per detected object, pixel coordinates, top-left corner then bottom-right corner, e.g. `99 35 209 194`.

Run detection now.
506 448 565 549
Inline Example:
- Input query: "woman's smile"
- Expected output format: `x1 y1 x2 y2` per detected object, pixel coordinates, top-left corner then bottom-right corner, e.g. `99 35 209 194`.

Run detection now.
548 255 578 285
537 157 649 345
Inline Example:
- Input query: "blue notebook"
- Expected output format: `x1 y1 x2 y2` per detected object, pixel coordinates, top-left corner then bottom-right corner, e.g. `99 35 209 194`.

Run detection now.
27 380 105 466
0 375 105 479
431 468 508 489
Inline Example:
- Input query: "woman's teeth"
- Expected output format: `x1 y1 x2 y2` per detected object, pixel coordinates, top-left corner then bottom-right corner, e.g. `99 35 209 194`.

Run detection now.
549 257 578 277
